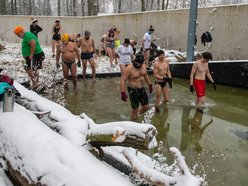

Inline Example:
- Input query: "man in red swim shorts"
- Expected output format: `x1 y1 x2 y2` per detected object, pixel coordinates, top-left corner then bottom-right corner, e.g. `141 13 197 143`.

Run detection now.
189 52 216 108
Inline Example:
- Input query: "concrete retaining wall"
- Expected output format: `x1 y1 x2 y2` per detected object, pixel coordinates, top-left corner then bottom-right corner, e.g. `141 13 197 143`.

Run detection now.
0 4 248 60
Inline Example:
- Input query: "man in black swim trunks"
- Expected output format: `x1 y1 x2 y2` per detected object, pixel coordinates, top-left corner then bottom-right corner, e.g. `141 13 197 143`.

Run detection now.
120 52 153 120
56 34 80 89
153 50 172 112
77 30 96 81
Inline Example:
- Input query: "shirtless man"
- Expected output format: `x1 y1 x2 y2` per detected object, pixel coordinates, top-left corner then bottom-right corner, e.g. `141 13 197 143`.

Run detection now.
153 50 172 112
190 52 216 108
77 30 96 81
56 34 80 89
120 52 153 120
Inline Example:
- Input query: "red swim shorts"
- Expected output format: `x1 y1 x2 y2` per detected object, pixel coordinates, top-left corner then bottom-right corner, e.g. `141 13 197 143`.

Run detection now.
193 79 206 98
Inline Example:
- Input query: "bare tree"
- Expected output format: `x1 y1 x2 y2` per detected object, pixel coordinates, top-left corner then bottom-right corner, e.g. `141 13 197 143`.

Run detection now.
81 0 85 16
157 0 160 10
141 0 146 11
58 0 61 16
88 0 93 15
73 0 77 16
118 0 122 13
0 0 7 15
29 0 32 15
165 0 169 9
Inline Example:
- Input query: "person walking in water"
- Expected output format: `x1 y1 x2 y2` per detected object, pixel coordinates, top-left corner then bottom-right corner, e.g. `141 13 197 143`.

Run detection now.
120 52 153 120
13 26 45 90
52 19 62 59
142 25 154 69
77 30 96 81
153 50 172 112
189 52 216 108
116 38 134 75
30 18 42 38
56 34 80 89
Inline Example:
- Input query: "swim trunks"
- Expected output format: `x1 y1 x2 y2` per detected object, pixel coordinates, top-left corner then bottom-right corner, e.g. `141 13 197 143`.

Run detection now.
62 61 75 69
155 81 167 88
193 79 206 98
24 52 45 71
81 52 94 60
127 87 148 109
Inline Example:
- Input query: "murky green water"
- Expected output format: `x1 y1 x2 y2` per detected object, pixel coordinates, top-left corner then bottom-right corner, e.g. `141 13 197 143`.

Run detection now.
45 77 248 186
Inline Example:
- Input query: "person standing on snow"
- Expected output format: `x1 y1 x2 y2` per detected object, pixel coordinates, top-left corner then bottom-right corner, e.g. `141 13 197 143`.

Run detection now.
13 26 45 90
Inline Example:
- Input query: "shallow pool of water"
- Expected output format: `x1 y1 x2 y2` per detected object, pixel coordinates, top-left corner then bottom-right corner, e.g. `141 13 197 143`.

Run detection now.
45 77 248 186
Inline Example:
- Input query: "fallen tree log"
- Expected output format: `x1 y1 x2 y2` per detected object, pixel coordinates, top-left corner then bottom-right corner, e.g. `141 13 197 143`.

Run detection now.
123 148 177 186
84 114 157 150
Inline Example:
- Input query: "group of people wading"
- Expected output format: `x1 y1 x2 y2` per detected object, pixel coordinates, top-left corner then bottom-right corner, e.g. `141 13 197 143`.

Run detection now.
12 18 216 120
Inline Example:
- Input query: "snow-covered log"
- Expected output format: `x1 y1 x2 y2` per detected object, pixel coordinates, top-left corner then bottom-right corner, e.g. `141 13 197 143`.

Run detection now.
123 148 177 186
86 122 157 150
0 105 133 186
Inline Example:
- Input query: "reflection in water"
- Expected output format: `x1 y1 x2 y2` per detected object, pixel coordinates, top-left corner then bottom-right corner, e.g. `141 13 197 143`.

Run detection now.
181 108 213 153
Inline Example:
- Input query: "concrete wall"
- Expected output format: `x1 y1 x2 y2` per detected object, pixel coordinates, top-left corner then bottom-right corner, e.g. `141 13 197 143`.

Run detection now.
0 4 248 60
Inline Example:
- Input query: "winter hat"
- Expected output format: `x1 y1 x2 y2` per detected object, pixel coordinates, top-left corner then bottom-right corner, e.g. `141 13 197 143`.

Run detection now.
13 26 24 35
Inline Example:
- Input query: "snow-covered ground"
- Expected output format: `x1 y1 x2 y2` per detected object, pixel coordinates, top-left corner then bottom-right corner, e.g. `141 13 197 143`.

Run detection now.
0 43 205 185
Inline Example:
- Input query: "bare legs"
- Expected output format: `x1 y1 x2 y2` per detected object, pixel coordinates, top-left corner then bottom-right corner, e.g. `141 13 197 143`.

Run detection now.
155 84 170 111
62 62 77 89
106 47 116 67
26 69 39 89
82 58 96 81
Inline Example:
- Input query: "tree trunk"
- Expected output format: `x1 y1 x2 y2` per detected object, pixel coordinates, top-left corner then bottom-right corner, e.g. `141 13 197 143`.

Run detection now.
73 0 76 16
11 0 14 15
14 0 17 14
157 0 160 10
29 0 32 15
86 123 157 150
88 0 93 16
118 0 121 13
57 0 61 16
141 0 146 11
0 0 6 15
81 0 85 16
165 0 169 9
150 0 154 10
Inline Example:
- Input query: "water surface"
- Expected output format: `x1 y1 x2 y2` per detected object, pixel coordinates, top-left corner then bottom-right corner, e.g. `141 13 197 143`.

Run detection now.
45 77 248 186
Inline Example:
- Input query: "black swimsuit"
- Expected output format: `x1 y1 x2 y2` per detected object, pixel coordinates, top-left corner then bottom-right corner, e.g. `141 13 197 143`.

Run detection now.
53 27 61 41
63 61 75 69
155 80 167 88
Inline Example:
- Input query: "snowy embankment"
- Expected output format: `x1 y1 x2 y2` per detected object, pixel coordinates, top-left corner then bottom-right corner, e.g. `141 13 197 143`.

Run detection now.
0 43 205 185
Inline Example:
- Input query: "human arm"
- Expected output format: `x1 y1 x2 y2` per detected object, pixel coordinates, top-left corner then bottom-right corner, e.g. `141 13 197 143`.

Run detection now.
92 39 96 53
77 38 81 48
28 39 36 60
143 65 153 93
189 62 198 92
206 67 216 90
120 66 131 101
74 43 81 62
190 62 198 86
52 26 55 35
37 25 42 33
166 64 173 88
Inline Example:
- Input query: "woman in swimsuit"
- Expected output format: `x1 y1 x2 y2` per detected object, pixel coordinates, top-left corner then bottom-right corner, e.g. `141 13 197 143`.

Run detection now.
105 29 116 68
52 19 62 58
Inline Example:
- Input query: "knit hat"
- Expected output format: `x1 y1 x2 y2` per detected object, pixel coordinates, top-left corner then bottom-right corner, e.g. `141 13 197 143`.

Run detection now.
13 26 24 35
